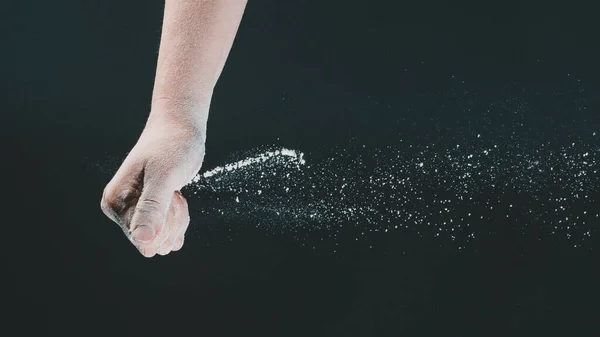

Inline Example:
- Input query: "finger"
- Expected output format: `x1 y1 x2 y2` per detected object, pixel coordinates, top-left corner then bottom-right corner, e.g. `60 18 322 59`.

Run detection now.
174 191 190 239
140 246 156 259
100 154 144 228
157 191 189 255
171 236 184 252
129 171 180 248
156 193 183 255
102 186 140 225
170 192 190 253
135 188 187 257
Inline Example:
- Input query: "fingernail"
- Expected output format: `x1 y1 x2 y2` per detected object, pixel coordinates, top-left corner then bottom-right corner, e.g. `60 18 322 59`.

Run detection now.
131 225 155 243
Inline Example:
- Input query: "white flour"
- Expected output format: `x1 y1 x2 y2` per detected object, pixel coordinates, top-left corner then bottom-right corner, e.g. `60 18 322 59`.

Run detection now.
90 83 600 253
185 136 600 252
189 148 305 182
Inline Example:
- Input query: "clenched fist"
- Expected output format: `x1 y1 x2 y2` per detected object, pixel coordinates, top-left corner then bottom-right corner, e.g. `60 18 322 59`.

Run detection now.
99 0 246 257
101 107 206 258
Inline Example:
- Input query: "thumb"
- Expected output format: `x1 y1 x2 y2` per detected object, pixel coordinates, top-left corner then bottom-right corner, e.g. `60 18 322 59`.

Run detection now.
129 180 176 244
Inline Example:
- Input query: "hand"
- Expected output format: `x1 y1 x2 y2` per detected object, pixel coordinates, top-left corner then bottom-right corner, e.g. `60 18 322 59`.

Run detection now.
101 107 206 257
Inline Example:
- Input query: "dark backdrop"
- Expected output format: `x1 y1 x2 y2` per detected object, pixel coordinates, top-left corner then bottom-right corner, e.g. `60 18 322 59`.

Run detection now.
3 0 600 336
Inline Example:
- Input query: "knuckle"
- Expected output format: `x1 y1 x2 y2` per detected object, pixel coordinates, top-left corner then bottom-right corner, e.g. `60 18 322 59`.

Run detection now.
100 194 110 214
136 198 162 213
172 238 184 251
158 245 171 255
102 185 141 216
100 187 117 216
134 198 167 227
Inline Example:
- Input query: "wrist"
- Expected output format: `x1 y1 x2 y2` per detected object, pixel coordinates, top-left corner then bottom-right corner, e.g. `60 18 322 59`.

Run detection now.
150 94 210 125
147 97 210 143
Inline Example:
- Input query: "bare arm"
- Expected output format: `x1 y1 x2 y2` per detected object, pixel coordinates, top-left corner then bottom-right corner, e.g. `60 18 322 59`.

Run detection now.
101 0 248 257
149 0 248 130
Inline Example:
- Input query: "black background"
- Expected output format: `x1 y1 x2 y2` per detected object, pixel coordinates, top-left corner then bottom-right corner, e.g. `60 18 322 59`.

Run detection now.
3 0 600 336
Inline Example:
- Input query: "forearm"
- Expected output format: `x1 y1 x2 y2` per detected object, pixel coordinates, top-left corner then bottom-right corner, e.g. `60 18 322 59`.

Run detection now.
149 0 247 129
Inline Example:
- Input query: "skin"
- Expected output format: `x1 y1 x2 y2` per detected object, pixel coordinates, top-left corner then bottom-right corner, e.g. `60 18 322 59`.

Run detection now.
100 0 248 258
